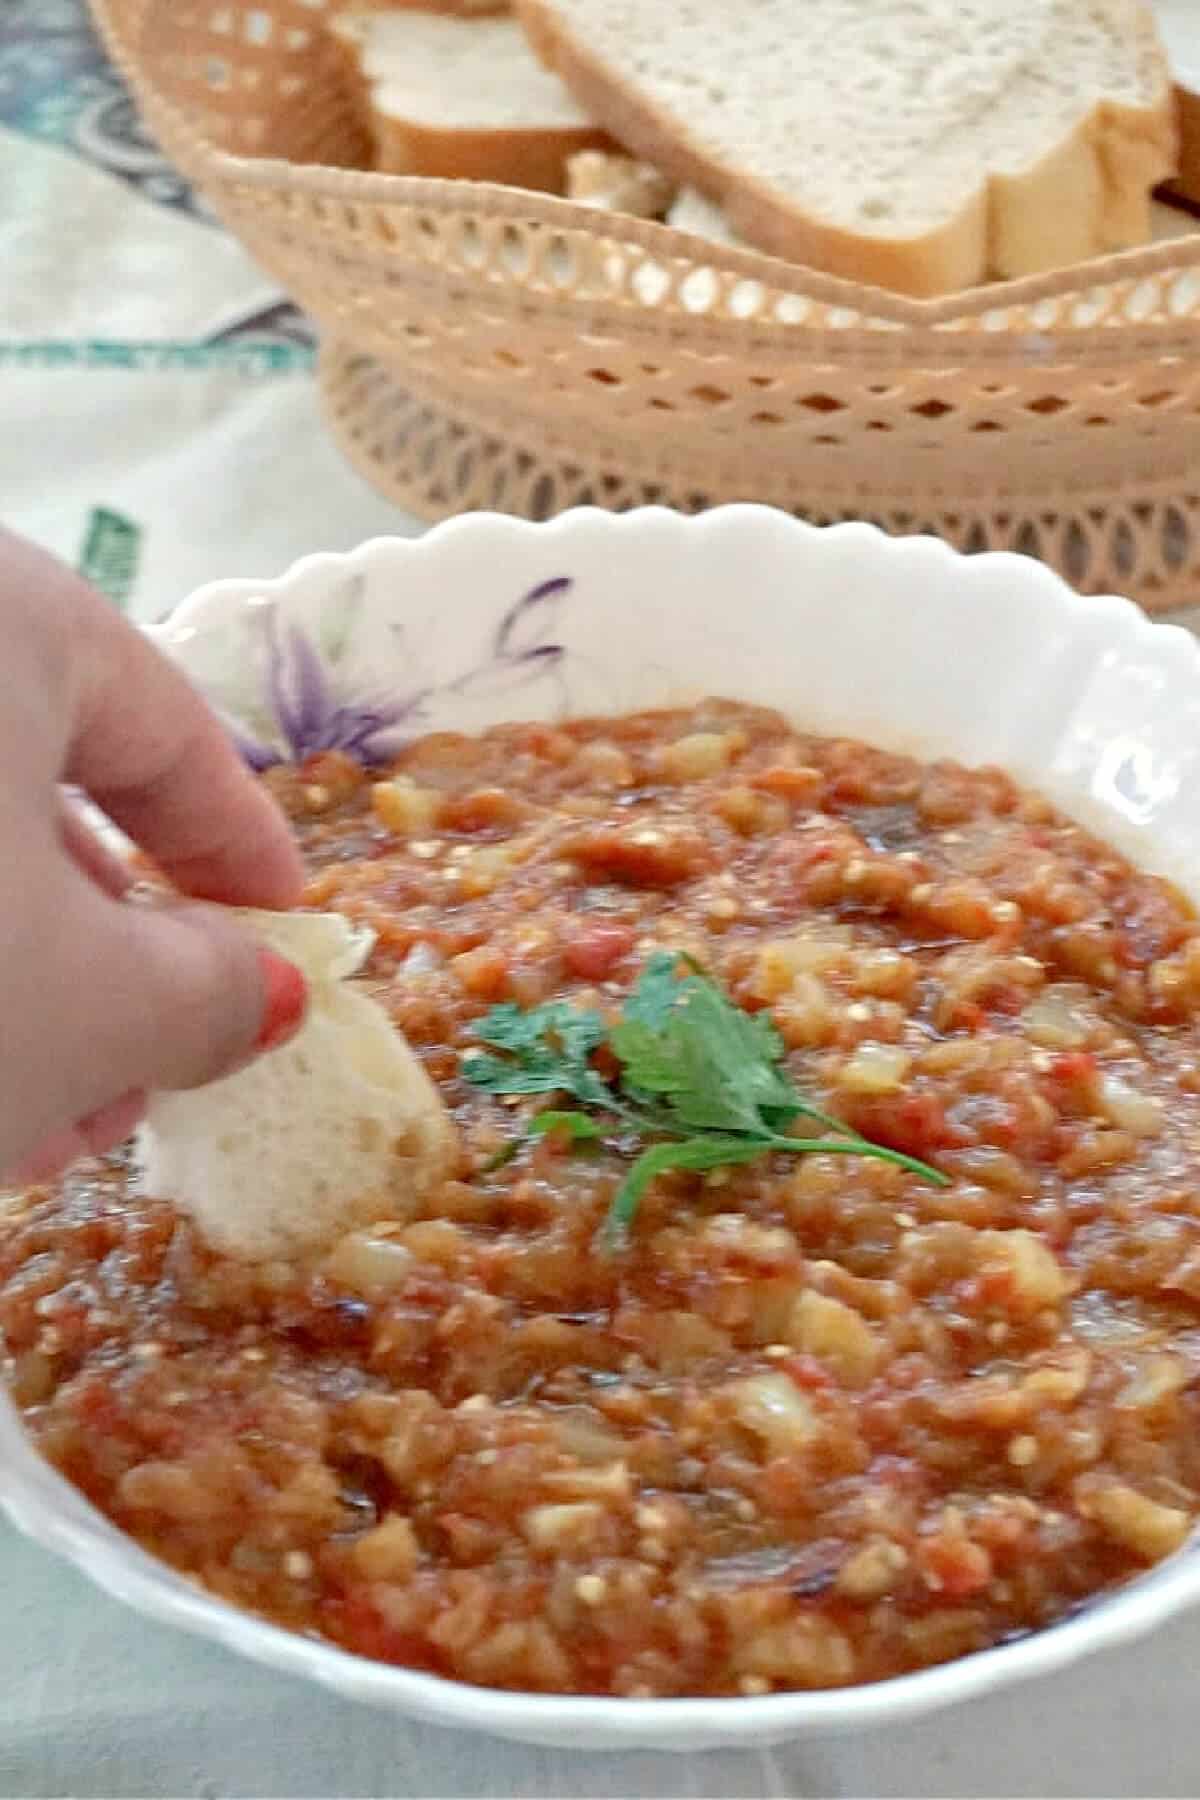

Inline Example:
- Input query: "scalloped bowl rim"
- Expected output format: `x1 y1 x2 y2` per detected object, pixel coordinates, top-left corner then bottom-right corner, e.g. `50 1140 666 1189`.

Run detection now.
7 505 1200 1750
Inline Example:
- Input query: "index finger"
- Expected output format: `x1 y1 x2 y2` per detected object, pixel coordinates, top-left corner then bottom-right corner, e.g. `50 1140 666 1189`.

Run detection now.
7 532 304 907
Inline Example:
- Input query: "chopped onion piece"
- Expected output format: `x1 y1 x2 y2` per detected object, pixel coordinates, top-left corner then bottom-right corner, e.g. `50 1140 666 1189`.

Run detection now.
729 1373 819 1453
325 1231 414 1295
553 1412 625 1465
400 940 443 978
1021 986 1091 1050
838 1042 911 1095
1098 1074 1164 1139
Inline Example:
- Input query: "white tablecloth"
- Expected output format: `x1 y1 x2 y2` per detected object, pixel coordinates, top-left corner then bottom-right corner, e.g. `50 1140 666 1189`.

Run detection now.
5 6 1200 1793
5 1520 1200 1798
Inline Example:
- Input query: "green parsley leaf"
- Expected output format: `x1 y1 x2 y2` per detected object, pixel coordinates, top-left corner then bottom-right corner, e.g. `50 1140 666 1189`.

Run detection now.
619 950 687 1029
464 955 948 1246
612 958 845 1139
463 999 612 1108
528 1110 605 1144
603 1134 770 1248
613 975 794 1136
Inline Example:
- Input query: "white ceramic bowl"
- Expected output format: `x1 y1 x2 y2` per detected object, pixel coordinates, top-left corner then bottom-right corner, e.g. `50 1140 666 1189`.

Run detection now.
5 506 1200 1750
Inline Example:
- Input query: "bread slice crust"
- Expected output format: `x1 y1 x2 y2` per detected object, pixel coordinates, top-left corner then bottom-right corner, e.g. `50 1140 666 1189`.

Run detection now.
516 0 1178 295
330 8 611 191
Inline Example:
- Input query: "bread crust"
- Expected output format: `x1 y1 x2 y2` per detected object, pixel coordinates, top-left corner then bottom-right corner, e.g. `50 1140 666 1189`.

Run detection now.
1173 80 1200 206
342 1 511 14
567 149 675 216
329 7 611 192
516 0 1179 296
370 113 611 187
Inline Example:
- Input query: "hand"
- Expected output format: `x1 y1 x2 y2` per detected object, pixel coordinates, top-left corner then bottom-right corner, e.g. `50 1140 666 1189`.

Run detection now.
0 531 307 1185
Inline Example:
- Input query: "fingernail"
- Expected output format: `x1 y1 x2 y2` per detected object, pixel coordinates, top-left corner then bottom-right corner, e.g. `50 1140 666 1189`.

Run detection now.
255 949 308 1054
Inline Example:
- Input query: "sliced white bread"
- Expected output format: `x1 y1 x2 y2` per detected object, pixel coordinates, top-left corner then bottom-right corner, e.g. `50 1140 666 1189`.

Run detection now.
668 186 746 249
1180 92 1200 208
1153 0 1200 205
330 9 611 191
1152 198 1200 238
516 0 1178 296
138 910 454 1262
362 1 510 12
338 0 510 13
566 149 675 215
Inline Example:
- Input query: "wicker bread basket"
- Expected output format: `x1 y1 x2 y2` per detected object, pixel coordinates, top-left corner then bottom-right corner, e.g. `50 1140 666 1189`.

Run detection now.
91 0 1200 611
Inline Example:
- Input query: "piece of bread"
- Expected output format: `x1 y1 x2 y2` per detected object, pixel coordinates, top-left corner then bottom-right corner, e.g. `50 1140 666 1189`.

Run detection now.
1153 0 1200 205
330 9 611 191
566 149 675 215
339 0 510 13
668 186 746 249
138 910 454 1262
1152 197 1200 238
1175 90 1200 205
345 1 510 13
515 0 1179 296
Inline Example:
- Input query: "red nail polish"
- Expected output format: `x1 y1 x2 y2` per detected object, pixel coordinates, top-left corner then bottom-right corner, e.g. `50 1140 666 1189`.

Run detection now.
255 949 308 1054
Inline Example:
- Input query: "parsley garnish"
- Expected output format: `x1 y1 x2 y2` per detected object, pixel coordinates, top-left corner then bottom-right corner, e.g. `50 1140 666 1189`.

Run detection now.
463 952 948 1248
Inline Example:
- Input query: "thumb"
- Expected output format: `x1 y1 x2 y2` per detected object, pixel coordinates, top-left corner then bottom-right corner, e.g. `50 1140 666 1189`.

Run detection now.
54 885 308 1112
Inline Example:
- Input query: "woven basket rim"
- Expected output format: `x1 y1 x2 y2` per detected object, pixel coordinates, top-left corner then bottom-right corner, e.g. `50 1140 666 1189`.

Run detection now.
94 0 1200 334
316 339 1200 500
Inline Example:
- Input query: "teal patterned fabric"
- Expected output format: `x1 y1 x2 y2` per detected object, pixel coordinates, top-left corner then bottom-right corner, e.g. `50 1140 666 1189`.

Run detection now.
0 0 314 361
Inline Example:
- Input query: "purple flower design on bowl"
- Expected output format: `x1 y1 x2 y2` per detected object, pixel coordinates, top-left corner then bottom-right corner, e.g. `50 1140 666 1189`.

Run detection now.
230 575 571 770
